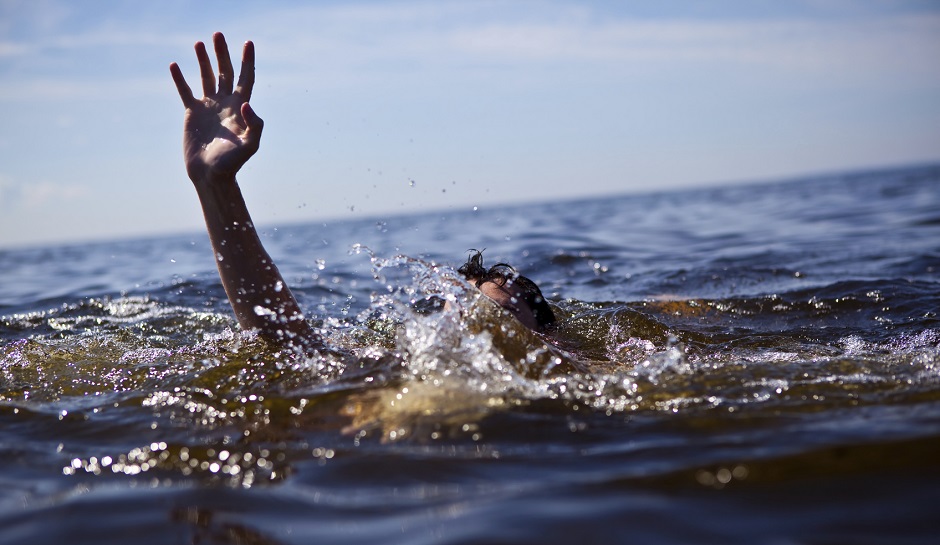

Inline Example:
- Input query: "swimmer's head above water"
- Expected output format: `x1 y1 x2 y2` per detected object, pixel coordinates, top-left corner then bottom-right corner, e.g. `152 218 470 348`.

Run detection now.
457 250 556 331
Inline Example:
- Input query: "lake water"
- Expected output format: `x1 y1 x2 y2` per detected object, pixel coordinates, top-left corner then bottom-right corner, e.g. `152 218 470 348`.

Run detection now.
1 164 939 544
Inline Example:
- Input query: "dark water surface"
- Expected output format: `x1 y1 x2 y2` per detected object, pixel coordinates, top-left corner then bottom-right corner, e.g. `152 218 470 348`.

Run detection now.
2 165 939 544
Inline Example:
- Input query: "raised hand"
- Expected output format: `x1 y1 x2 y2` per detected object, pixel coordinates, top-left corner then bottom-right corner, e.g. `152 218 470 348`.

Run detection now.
168 33 320 352
170 32 262 184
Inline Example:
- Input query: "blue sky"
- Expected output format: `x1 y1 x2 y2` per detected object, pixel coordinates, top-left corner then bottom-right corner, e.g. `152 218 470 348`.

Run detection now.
1 0 939 249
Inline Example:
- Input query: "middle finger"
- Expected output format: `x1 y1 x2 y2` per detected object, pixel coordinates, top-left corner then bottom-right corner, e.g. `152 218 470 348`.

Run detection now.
213 32 234 95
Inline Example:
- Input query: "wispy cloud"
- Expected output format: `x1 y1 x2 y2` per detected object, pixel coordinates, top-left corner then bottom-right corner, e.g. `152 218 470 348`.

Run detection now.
4 2 939 95
447 15 940 71
0 76 165 101
0 41 30 58
0 175 88 209
234 3 940 86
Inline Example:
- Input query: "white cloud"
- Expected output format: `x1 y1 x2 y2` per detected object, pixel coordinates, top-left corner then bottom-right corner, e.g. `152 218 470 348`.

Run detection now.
0 41 31 58
4 2 938 103
0 76 164 101
0 176 89 209
235 4 940 86
21 181 87 207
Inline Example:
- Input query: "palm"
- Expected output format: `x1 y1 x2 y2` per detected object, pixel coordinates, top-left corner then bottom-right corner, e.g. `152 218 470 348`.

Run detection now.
183 96 250 178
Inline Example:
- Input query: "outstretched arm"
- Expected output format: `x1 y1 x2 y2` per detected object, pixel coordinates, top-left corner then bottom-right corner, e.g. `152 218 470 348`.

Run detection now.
170 32 319 350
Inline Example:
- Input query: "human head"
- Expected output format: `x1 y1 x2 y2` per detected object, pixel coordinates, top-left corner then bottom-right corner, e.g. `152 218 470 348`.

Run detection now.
457 250 556 331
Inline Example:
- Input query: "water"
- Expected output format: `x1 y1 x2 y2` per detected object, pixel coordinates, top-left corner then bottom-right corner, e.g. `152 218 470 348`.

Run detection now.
1 165 939 544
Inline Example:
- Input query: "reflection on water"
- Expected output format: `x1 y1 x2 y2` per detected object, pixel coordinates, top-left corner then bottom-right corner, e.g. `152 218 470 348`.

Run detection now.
1 165 939 544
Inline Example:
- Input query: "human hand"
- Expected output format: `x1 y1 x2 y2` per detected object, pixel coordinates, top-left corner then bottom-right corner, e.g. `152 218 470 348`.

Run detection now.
170 32 262 184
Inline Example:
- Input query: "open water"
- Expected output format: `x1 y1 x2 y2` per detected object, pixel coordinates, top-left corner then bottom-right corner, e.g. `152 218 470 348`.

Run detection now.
1 164 939 544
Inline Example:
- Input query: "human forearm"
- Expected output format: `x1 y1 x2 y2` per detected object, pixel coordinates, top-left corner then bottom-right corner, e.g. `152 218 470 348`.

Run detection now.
195 173 319 349
171 34 317 350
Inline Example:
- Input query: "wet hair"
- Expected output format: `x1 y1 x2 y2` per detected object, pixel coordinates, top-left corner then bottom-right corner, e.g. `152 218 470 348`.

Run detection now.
457 250 556 329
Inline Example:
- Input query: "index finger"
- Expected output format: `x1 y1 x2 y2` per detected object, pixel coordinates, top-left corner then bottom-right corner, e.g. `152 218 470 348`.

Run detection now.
234 40 255 100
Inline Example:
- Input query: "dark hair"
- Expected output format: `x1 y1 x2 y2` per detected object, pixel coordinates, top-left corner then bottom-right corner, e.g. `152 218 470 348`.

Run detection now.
457 250 556 329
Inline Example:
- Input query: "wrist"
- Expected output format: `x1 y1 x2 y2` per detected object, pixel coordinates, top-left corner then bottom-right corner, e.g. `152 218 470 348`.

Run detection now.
191 169 237 192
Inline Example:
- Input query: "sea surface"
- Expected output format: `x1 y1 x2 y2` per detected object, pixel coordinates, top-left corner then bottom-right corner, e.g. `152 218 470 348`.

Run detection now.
1 165 939 544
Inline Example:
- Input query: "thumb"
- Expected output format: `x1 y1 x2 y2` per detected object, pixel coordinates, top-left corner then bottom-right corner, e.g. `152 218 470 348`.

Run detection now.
241 102 264 143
